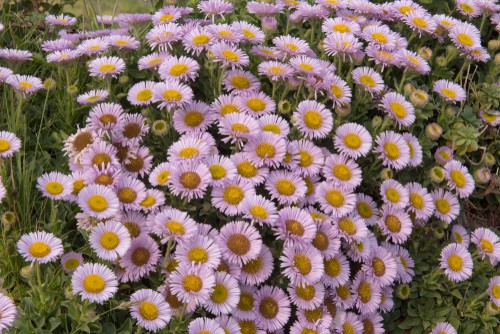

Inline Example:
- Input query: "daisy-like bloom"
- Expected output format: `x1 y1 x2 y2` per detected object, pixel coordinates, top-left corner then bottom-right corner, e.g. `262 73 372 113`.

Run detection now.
168 134 210 163
205 271 240 315
374 131 411 170
45 14 76 26
440 243 473 282
207 23 242 44
258 114 290 138
120 235 160 282
313 219 340 256
251 46 282 61
72 263 118 304
266 171 307 205
5 74 43 95
322 17 361 35
322 154 362 190
296 305 333 331
347 230 376 263
77 89 109 105
211 42 249 69
488 276 500 307
149 162 172 187
435 146 454 165
457 0 482 17
89 221 131 261
46 49 81 63
359 312 384 334
169 266 215 305
335 311 363 334
124 146 154 178
363 245 398 287
151 9 182 25
215 316 240 334
378 205 413 244
334 214 368 244
198 0 233 21
127 81 155 106
291 140 324 177
403 10 437 36
211 180 255 215
223 69 260 93
444 160 475 198
273 35 310 57
0 131 21 158
153 80 193 110
324 32 363 62
182 27 213 56
0 66 13 83
88 56 125 78
362 25 398 50
380 179 409 209
36 172 73 200
433 79 466 103
77 184 119 219
332 281 356 310
169 161 212 201
334 123 372 159
380 92 415 127
406 182 435 220
401 132 423 167
352 66 385 95
151 207 198 244
289 55 323 76
293 100 333 139
159 55 200 82
254 285 291 331
258 61 294 81
17 231 63 264
107 35 140 50
145 23 182 50
205 154 237 187
430 322 458 334
399 49 431 75
431 189 460 224
315 181 356 218
451 225 470 247
281 243 324 286
288 281 325 311
129 289 171 332
96 14 115 25
471 228 500 264
115 176 147 210
138 52 170 70
217 220 262 265
173 101 214 135
480 109 500 126
175 234 221 270
322 253 350 289
0 293 17 332
353 271 382 314
465 46 491 63
238 91 276 117
275 206 317 244
0 48 32 61
240 194 277 226
41 39 74 52
61 252 84 273
87 103 124 132
243 132 286 168
188 318 224 334
323 75 352 106
365 46 401 70
76 37 109 55
212 94 242 118
240 244 274 285
354 193 378 225
234 21 265 44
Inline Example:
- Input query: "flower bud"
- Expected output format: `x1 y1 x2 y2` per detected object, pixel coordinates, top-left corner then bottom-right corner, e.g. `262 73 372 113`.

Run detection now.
425 123 443 140
436 56 447 67
380 168 393 180
1 211 16 226
495 53 500 66
64 287 75 299
444 106 457 118
418 47 432 60
403 83 415 96
474 167 491 184
396 284 411 300
118 75 129 84
371 115 383 129
66 85 78 95
261 16 278 34
44 78 56 90
487 40 500 52
484 152 496 167
278 100 292 114
410 89 429 107
335 103 351 117
152 120 168 136
486 301 500 315
20 265 34 279
446 45 458 60
430 166 445 183
434 227 445 239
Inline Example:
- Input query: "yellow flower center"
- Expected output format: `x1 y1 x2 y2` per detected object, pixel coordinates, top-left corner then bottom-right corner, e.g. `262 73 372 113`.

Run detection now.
450 170 466 188
192 34 210 45
169 64 189 76
333 164 352 181
480 238 494 253
178 147 199 159
312 231 329 251
412 17 428 28
246 98 266 112
344 133 362 149
88 195 108 212
357 202 373 219
222 50 239 61
385 188 400 203
124 222 140 238
330 85 343 98
398 5 413 14
304 307 322 322
100 231 119 250
29 241 51 258
242 29 255 39
285 220 304 236
358 282 372 303
343 323 355 334
19 81 33 89
259 297 279 319
285 43 299 51
83 274 105 293
447 254 463 271
45 181 64 195
242 256 263 274
410 193 424 210
166 220 185 235
162 89 182 101
299 63 314 71
371 32 387 44
250 205 268 219
148 57 163 66
237 162 258 178
262 124 281 134
182 274 203 292
459 3 474 13
390 102 407 118
156 171 170 185
231 75 250 89
372 257 386 277
179 171 201 189
211 283 229 304
64 258 80 270
117 187 137 203
220 103 239 116
385 215 402 233
491 285 500 299
136 89 152 101
209 164 226 180
268 66 284 75
140 195 156 208
131 247 150 266
160 13 174 21
139 301 159 320
99 64 116 73
359 74 376 88
255 142 276 159
0 139 11 152
187 247 208 264
435 198 450 214
238 320 256 334
222 185 245 205
454 232 463 244
299 151 313 167
336 284 351 300
326 190 345 207
440 88 457 99
231 123 249 133
333 23 350 33
237 292 255 311
227 233 251 255
275 179 296 196
303 110 323 130
338 217 356 235
294 254 312 275
295 284 316 301
384 142 400 160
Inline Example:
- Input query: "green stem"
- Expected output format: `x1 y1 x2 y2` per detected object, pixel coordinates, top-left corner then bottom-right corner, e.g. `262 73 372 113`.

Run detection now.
397 69 408 93
36 261 43 287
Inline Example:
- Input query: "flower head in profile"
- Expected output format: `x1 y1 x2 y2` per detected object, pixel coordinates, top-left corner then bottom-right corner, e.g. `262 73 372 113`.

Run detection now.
17 231 63 264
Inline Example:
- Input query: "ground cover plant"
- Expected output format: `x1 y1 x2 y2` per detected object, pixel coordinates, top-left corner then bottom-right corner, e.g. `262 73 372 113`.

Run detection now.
0 0 499 333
